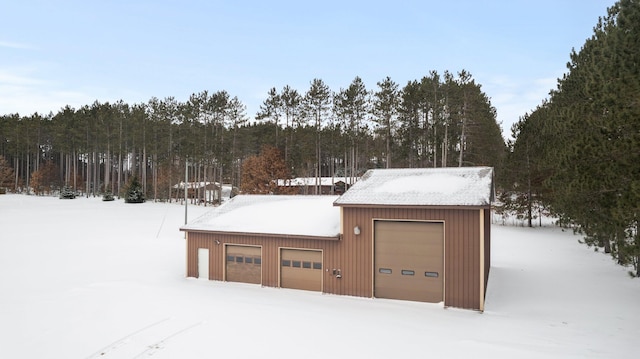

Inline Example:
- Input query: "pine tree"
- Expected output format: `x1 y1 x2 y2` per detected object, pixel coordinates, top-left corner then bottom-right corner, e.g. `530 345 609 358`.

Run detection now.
124 176 145 203
302 79 332 191
398 80 422 167
372 76 399 168
334 76 370 178
500 106 553 227
256 87 282 147
228 96 248 188
59 186 76 199
509 0 640 275
280 85 302 170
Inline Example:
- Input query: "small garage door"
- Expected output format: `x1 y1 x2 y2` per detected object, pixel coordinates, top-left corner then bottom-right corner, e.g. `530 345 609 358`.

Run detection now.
374 221 444 303
226 245 262 284
280 249 322 291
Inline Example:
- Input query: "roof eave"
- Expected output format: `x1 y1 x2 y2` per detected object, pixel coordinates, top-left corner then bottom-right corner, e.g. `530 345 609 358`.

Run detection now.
333 202 492 210
180 228 342 241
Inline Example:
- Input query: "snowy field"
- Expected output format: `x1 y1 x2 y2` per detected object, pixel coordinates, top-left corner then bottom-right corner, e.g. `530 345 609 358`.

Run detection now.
0 194 638 358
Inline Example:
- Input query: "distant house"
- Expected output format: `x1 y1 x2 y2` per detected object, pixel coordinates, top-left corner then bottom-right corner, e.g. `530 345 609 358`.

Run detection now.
181 167 494 311
277 177 358 195
173 182 237 204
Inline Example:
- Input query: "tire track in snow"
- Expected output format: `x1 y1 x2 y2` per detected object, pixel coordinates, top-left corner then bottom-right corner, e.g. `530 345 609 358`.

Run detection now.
131 321 204 358
85 318 171 358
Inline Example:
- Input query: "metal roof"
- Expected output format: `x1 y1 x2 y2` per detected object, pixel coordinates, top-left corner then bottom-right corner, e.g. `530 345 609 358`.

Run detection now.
181 195 341 238
333 167 494 207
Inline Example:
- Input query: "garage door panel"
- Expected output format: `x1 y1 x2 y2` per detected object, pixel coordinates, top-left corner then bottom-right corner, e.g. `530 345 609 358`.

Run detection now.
375 276 443 302
280 270 318 291
226 245 261 284
227 245 261 256
376 269 442 302
374 221 444 303
281 249 321 262
281 249 322 292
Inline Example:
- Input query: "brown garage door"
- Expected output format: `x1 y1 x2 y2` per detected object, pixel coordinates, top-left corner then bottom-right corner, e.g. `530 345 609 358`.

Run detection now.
280 249 322 291
226 245 262 284
374 221 444 303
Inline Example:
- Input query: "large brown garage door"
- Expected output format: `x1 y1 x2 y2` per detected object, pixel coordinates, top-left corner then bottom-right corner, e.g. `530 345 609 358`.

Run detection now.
374 221 444 303
280 249 322 291
226 245 262 284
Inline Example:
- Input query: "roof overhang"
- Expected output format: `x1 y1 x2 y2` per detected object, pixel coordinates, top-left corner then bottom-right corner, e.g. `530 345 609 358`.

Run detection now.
180 228 341 241
333 203 491 210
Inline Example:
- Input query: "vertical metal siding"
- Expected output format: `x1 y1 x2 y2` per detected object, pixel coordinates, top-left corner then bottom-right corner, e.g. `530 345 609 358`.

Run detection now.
341 206 484 310
339 207 372 296
186 232 344 290
185 205 488 311
484 207 491 294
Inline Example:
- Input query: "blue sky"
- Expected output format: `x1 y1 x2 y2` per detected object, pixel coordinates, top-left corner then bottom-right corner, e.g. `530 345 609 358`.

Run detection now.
1 0 613 138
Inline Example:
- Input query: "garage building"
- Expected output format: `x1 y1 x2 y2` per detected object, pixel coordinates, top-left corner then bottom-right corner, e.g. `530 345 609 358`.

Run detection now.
181 166 493 311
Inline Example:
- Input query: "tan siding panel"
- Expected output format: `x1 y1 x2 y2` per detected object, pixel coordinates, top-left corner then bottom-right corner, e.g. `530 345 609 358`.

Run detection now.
340 206 484 310
341 207 373 297
185 204 488 311
188 232 342 291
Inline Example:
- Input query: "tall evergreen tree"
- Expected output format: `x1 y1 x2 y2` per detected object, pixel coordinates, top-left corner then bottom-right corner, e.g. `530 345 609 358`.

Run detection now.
302 79 332 190
228 96 248 187
256 87 282 147
508 0 640 275
420 71 444 168
398 80 422 167
333 76 369 179
372 76 399 168
500 106 553 227
280 85 302 170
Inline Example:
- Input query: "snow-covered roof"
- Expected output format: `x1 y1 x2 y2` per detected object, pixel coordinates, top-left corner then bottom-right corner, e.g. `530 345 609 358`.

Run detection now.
172 181 219 189
334 167 494 207
277 177 358 187
181 195 341 238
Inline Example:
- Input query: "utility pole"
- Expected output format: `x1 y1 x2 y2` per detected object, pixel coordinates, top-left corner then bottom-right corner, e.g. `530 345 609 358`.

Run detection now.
184 159 188 225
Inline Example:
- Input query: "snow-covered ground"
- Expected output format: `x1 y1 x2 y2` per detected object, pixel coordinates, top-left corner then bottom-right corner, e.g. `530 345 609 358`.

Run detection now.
0 194 637 358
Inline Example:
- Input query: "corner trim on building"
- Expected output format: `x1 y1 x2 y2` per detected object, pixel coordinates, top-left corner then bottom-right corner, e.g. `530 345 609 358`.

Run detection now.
479 208 485 313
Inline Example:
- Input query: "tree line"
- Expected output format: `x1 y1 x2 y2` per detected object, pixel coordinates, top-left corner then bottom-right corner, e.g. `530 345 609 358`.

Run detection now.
0 70 506 199
501 0 640 276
